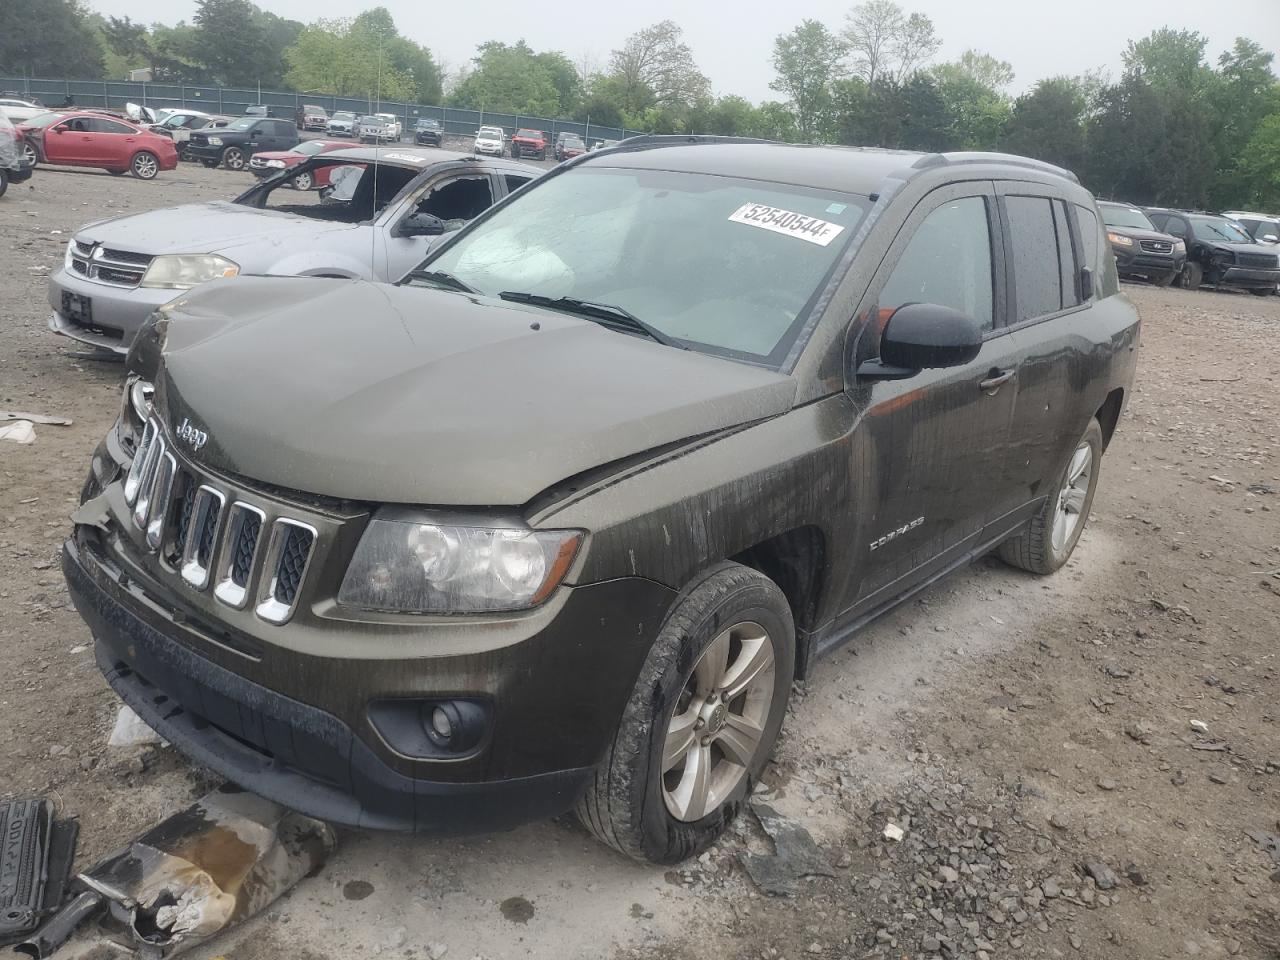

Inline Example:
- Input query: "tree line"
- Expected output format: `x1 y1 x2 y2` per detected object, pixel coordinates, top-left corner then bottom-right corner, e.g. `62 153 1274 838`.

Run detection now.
3 0 1277 210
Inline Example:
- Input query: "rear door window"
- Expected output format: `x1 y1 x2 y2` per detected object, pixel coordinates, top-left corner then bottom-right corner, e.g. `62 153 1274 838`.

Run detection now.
878 195 995 331
1004 196 1063 322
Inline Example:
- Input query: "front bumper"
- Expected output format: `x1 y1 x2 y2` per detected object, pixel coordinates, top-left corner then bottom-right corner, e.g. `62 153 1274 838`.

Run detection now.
63 498 676 832
473 143 503 155
327 128 353 137
186 143 228 162
415 133 442 146
47 265 174 354
1113 247 1184 282
1216 265 1280 290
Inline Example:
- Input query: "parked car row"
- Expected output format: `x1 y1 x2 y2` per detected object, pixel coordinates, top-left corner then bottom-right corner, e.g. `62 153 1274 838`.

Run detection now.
57 140 1140 865
1098 201 1279 295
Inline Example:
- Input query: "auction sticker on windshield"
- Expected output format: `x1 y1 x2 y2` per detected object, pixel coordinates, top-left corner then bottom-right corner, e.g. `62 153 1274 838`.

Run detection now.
728 202 846 246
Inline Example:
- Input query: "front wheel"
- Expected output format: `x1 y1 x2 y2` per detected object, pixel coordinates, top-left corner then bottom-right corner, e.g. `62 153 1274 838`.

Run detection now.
221 147 245 171
20 142 38 167
292 170 314 190
999 419 1103 575
131 151 159 179
1180 261 1203 291
576 562 795 864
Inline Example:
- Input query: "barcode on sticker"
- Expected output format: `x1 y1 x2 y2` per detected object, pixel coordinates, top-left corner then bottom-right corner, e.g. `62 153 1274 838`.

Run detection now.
728 202 846 246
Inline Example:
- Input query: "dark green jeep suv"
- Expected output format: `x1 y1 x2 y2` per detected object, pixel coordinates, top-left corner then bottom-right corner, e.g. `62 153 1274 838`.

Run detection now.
64 138 1138 864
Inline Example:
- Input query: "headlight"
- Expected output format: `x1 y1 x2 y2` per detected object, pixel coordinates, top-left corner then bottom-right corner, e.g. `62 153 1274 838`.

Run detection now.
1173 240 1185 252
207 136 223 146
1107 232 1134 247
140 254 239 290
338 516 582 613
264 159 286 168
118 375 153 447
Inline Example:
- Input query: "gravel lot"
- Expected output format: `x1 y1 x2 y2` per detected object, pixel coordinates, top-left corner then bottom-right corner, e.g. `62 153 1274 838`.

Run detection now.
1 164 1278 960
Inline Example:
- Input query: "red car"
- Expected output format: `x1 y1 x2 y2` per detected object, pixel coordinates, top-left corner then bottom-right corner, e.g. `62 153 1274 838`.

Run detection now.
246 139 352 189
18 110 177 179
511 127 548 160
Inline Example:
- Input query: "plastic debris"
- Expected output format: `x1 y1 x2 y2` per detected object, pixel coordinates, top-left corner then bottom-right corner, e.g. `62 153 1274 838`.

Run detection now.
0 421 36 444
77 785 336 958
107 704 162 748
0 411 72 425
883 822 905 842
1190 719 1209 733
0 799 79 950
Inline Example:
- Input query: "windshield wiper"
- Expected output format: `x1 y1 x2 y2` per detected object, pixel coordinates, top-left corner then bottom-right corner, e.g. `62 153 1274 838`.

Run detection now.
498 292 683 348
405 269 476 294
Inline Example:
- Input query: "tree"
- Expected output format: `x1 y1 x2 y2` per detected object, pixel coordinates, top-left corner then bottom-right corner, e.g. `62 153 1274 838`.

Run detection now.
1239 111 1280 210
841 1 939 86
932 50 1014 91
933 70 1010 150
1001 77 1087 173
831 73 949 151
1122 28 1211 92
448 41 572 116
771 20 846 141
608 20 710 116
283 11 440 105
192 0 275 85
0 0 103 79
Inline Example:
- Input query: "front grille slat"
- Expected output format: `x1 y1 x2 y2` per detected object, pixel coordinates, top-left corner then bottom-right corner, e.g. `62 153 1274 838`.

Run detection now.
68 242 154 288
1139 239 1172 254
126 418 319 624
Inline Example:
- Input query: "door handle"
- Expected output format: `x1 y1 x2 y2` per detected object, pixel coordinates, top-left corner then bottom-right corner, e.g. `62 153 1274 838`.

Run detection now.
979 369 1015 394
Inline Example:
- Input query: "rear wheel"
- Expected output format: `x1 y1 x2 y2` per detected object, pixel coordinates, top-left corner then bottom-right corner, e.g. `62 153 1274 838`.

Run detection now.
999 419 1103 575
221 147 245 171
1180 261 1203 291
576 562 795 864
131 151 159 179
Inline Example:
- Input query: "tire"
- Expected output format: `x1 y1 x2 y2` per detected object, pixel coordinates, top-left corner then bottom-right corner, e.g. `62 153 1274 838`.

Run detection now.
292 170 314 190
179 144 192 162
538 148 546 161
20 141 38 167
576 562 795 864
221 147 245 171
999 419 1104 575
131 151 159 179
1180 261 1203 291
0 169 8 199
1249 287 1274 297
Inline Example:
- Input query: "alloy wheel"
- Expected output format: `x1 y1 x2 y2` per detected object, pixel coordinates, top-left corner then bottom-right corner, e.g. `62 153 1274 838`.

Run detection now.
1052 441 1092 553
223 149 245 170
132 153 158 179
21 142 37 166
661 621 775 822
293 171 313 190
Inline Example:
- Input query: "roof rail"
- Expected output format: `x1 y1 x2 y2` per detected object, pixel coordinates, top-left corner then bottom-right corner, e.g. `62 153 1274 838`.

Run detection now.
611 134 777 151
912 151 1080 184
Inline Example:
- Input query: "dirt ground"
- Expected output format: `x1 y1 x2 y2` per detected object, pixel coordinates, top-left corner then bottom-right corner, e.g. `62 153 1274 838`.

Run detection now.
1 164 1277 960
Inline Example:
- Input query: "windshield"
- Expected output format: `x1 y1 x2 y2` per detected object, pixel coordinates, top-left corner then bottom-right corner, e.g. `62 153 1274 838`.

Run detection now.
416 166 870 365
477 127 503 139
226 117 257 132
1191 217 1252 244
22 111 63 128
417 119 440 128
562 136 584 147
516 129 541 138
333 112 356 122
292 140 332 156
1099 204 1155 231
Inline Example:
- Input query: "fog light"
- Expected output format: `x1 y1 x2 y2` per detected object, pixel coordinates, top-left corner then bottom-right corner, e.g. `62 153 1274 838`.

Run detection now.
429 706 453 741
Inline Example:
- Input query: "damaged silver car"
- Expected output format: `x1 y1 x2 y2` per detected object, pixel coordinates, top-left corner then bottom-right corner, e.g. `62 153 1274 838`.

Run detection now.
47 146 539 354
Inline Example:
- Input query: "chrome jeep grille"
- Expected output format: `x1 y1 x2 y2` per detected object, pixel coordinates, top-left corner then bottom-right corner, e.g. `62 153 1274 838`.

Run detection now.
1139 239 1172 254
123 418 318 625
68 240 154 288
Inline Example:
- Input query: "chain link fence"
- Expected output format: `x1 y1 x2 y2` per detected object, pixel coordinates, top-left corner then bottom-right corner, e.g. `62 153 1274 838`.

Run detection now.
1 77 645 144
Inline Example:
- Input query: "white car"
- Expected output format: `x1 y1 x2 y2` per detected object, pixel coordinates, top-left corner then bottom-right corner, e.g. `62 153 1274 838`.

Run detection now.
358 112 402 142
0 98 46 123
473 125 506 156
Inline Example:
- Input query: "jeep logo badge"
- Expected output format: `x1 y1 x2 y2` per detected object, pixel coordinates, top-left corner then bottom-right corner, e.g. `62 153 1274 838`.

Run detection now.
176 417 209 452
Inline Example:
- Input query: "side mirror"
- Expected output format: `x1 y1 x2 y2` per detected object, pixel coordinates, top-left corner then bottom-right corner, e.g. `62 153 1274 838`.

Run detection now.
1261 234 1279 244
50 125 65 134
858 303 983 380
397 211 445 238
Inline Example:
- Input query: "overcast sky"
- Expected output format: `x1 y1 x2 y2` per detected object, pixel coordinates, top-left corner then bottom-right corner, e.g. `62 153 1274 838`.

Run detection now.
86 0 1280 101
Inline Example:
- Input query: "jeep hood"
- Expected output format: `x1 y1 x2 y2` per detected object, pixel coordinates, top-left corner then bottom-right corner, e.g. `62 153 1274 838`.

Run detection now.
146 277 797 505
76 202 353 257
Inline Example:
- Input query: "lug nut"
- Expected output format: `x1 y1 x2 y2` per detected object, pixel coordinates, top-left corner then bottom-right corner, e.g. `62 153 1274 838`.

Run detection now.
694 718 705 730
701 736 711 746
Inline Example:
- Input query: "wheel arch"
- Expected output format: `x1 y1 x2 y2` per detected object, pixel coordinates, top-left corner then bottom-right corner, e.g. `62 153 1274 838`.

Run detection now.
729 525 826 679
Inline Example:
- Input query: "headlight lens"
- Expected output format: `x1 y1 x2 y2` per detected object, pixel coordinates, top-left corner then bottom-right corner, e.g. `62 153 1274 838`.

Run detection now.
140 254 239 290
1107 232 1134 247
1173 239 1185 252
118 375 153 446
207 136 223 146
338 517 582 613
264 159 286 168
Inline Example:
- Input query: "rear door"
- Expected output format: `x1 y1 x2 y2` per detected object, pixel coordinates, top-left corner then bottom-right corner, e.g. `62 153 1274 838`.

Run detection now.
996 187 1112 538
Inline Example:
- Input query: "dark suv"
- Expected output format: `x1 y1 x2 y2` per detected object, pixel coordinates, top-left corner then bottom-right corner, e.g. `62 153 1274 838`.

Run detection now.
1145 208 1280 295
187 117 299 171
64 140 1137 865
414 117 443 147
1096 201 1184 286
